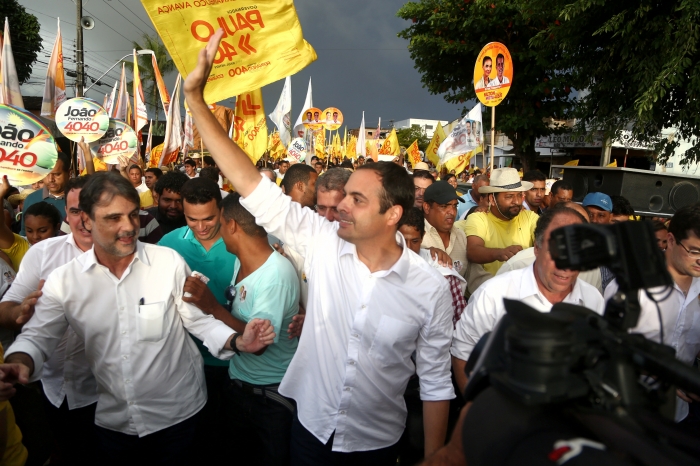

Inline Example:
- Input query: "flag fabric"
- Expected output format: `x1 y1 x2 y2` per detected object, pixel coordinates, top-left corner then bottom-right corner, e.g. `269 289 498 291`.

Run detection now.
0 18 24 108
346 135 357 158
133 49 148 133
151 53 170 115
438 103 483 173
41 18 66 118
183 111 194 149
606 160 617 167
332 132 341 158
144 120 153 165
233 88 267 164
102 94 108 108
105 80 118 116
356 112 366 156
293 78 312 139
154 74 182 167
425 124 446 167
406 140 421 167
314 130 325 159
269 76 292 147
564 159 579 166
268 131 285 160
366 139 378 159
378 128 400 156
113 64 128 120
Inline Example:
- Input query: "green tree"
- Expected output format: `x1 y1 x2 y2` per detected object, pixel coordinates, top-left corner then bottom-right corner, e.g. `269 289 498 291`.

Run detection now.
527 0 700 165
0 0 42 84
397 124 430 151
397 0 576 171
127 34 175 125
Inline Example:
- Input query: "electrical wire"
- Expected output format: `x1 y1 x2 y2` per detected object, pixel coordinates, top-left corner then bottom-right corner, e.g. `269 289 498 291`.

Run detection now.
100 0 150 37
643 287 673 345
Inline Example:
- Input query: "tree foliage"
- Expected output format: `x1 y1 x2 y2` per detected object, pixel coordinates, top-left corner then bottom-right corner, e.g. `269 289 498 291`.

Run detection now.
397 0 577 170
0 0 42 84
397 124 430 151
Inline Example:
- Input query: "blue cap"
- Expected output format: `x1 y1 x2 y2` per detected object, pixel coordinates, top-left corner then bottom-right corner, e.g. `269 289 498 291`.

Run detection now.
582 192 612 212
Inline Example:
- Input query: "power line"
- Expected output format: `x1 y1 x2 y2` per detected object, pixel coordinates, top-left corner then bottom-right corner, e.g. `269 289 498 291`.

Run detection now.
100 0 150 38
81 5 135 44
116 0 156 33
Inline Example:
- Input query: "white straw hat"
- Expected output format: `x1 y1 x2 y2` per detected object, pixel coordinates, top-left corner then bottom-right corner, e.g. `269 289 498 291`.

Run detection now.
478 168 533 193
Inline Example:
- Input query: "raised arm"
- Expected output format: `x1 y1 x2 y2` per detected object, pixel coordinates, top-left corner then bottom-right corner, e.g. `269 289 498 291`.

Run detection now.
77 138 95 175
183 29 261 198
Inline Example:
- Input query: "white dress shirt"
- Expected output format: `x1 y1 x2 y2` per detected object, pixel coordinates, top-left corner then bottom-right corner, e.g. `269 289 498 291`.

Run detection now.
604 277 700 421
240 175 455 452
2 234 98 409
451 264 605 362
7 242 235 436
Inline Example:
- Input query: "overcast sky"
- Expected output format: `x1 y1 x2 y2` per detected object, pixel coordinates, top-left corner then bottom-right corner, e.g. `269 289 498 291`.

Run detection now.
19 0 462 129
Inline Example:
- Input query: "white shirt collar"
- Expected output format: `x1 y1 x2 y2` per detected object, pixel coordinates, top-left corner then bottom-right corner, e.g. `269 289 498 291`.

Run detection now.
518 263 584 304
81 241 150 273
339 231 410 281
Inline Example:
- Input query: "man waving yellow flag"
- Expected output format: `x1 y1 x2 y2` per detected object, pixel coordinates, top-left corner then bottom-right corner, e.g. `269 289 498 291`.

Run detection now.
425 124 446 167
233 88 267 163
378 128 400 156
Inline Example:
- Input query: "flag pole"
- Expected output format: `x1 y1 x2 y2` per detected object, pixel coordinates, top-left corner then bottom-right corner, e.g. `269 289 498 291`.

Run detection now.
490 106 495 173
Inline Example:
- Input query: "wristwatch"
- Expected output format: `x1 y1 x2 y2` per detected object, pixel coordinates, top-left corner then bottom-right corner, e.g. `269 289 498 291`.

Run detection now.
231 333 242 355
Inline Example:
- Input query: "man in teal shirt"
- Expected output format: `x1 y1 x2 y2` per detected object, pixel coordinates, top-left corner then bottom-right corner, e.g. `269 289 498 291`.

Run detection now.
158 177 237 463
218 192 300 465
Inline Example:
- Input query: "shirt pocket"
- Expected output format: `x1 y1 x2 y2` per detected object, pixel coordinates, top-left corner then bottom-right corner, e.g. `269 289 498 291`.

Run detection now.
136 302 168 342
368 315 420 366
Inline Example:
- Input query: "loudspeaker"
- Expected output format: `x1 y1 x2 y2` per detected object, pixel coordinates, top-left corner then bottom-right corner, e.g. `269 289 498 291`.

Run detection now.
556 166 700 216
81 16 95 30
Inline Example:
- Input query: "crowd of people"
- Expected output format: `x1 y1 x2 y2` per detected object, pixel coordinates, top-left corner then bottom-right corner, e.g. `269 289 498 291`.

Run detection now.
0 35 696 466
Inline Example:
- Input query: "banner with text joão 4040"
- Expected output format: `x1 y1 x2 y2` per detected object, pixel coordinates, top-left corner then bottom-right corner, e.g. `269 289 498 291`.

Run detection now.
141 0 317 104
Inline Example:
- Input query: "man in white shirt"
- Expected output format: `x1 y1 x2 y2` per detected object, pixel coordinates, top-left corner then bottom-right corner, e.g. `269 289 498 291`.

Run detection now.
0 172 275 465
0 175 98 464
604 206 700 424
451 205 605 393
486 53 510 88
184 32 454 464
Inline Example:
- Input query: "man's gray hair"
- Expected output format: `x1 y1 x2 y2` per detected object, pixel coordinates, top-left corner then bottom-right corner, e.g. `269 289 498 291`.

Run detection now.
316 167 350 194
259 167 277 182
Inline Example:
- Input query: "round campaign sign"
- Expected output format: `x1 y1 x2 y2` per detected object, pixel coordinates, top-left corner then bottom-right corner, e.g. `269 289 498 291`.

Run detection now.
302 107 324 131
322 107 343 131
473 42 513 107
287 137 307 162
55 97 110 142
0 104 58 186
89 119 138 164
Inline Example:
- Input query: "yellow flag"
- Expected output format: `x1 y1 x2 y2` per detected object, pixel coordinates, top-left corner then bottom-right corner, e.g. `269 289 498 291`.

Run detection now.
606 160 617 167
378 128 400 156
366 139 378 159
233 88 267 163
315 131 325 158
141 0 317 104
406 140 421 167
347 135 357 157
564 159 579 166
425 125 446 167
444 154 472 174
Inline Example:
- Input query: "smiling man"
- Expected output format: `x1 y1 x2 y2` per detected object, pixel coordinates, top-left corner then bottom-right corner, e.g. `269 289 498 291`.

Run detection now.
451 205 605 393
421 181 467 279
184 29 455 465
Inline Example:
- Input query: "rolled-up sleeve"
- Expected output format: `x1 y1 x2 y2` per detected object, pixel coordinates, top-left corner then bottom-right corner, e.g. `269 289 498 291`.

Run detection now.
450 287 497 362
416 283 456 401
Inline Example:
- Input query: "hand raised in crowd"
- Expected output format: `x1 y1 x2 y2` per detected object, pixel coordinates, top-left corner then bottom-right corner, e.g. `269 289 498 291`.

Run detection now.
117 155 130 173
0 175 11 198
287 307 305 339
182 276 218 313
428 247 453 268
0 364 30 401
16 280 44 326
236 318 275 353
183 28 224 100
498 245 523 262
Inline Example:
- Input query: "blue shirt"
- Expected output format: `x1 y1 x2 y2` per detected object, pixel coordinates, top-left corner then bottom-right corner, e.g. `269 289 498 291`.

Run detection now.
457 189 479 220
228 250 299 385
158 226 236 367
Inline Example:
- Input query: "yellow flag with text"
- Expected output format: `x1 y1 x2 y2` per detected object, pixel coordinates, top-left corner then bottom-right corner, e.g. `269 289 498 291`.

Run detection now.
141 0 317 104
378 128 400 156
346 136 357 158
425 124 445 167
233 88 267 164
315 131 325 158
406 140 421 167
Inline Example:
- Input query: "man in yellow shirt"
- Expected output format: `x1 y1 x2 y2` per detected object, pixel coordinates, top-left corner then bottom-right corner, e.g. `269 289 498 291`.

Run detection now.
461 168 539 275
139 167 163 208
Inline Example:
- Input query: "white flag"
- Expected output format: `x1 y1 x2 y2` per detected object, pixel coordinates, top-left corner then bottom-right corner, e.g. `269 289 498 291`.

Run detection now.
268 76 292 147
105 80 118 116
159 74 182 167
144 120 153 165
41 18 66 118
356 111 366 156
0 18 24 108
113 64 128 120
438 103 483 165
292 77 312 139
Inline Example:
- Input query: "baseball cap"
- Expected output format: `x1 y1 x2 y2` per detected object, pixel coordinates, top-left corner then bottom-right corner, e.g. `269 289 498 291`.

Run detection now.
582 192 612 211
424 181 465 204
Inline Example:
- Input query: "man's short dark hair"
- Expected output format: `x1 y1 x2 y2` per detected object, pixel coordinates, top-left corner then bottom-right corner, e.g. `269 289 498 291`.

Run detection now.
668 204 700 242
522 170 546 183
145 168 163 179
316 167 351 194
221 192 266 238
66 175 91 196
357 162 414 221
281 164 316 193
199 166 221 184
473 174 489 185
340 160 354 170
398 207 425 237
79 171 139 219
184 159 196 168
154 171 189 196
24 201 62 228
611 195 634 216
413 170 434 183
496 53 504 62
128 164 143 176
181 177 222 207
443 174 456 183
56 151 72 173
534 205 586 247
279 160 290 166
202 155 216 167
550 180 573 196
651 219 668 233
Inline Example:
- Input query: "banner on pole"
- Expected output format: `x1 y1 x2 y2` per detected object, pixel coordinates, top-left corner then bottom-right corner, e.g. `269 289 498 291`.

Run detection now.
474 42 513 107
438 103 483 173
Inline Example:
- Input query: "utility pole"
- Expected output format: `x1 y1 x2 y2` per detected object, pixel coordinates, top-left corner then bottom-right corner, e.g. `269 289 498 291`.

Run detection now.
75 0 84 97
